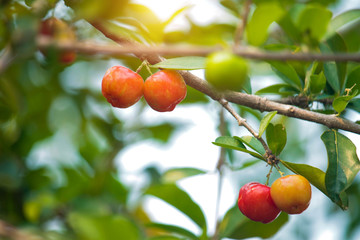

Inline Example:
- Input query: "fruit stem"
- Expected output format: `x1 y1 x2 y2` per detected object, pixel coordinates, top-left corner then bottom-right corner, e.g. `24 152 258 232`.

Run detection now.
266 165 273 186
136 59 152 75
274 163 284 177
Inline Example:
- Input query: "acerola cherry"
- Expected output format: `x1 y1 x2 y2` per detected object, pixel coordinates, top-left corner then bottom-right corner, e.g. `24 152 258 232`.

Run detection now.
39 17 77 64
143 70 187 112
102 66 144 108
270 175 312 214
205 51 248 91
238 182 281 223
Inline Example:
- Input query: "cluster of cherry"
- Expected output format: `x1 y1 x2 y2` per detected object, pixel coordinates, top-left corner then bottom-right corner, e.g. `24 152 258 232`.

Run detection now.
102 66 187 112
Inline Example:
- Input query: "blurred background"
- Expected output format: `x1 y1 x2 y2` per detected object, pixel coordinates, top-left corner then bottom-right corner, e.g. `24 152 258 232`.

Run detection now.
0 0 360 239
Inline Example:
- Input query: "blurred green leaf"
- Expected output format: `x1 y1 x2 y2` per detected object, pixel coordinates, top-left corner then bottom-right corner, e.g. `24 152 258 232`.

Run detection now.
337 19 360 52
255 84 299 97
145 184 207 230
321 130 360 210
162 168 206 183
332 91 358 114
269 61 302 89
325 33 347 91
151 57 206 70
56 168 90 203
146 223 199 240
246 2 285 46
213 136 265 160
345 65 360 96
296 4 332 41
104 174 128 204
181 86 209 104
68 212 142 240
310 71 326 94
258 111 277 138
219 206 288 239
145 123 178 143
220 0 242 16
266 123 286 156
327 9 360 38
348 98 360 113
237 136 265 155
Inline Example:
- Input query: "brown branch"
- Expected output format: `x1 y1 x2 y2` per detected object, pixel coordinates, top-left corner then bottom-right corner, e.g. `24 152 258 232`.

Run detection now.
234 0 252 46
0 220 43 240
36 36 360 62
69 21 360 135
177 72 360 135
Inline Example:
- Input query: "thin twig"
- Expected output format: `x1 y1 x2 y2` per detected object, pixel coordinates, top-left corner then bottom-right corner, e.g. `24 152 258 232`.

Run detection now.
218 98 272 153
0 46 15 74
212 109 227 240
234 0 252 46
36 36 360 62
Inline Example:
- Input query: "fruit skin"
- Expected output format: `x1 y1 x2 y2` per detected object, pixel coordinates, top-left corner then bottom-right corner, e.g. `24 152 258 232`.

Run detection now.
143 70 187 112
102 66 144 108
270 175 311 214
39 17 77 64
205 51 248 91
238 182 281 224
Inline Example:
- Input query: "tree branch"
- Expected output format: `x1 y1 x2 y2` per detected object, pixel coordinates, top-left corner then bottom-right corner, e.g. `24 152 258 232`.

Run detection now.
0 220 42 240
69 21 360 135
234 0 252 46
36 36 360 62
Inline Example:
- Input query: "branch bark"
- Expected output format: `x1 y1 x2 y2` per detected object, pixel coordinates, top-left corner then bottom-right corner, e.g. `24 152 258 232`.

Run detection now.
68 21 360 135
36 36 360 62
0 220 42 240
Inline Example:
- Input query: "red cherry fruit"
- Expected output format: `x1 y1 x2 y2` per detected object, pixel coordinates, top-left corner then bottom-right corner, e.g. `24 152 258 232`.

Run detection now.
102 66 144 108
143 70 187 112
238 182 281 224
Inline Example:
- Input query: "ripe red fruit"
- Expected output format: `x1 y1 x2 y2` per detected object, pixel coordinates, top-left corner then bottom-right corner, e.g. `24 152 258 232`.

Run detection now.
143 70 187 112
102 66 144 108
270 175 312 214
238 182 281 223
39 17 77 64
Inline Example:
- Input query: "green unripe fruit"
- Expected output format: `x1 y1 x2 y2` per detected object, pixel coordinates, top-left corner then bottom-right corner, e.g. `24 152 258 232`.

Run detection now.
205 51 248 91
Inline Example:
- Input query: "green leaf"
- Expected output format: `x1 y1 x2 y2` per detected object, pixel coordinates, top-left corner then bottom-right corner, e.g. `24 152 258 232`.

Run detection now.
246 2 285 46
269 61 302 89
68 213 141 240
348 98 360 112
266 123 286 156
332 91 358 114
345 65 360 96
237 136 265 155
145 184 207 229
255 84 299 97
163 5 192 28
145 123 178 143
327 9 360 38
310 71 327 94
258 111 277 138
321 130 360 209
151 57 206 70
213 136 265 160
319 33 348 94
146 223 199 240
219 206 288 239
325 33 348 91
296 4 332 41
162 168 206 183
280 160 327 195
